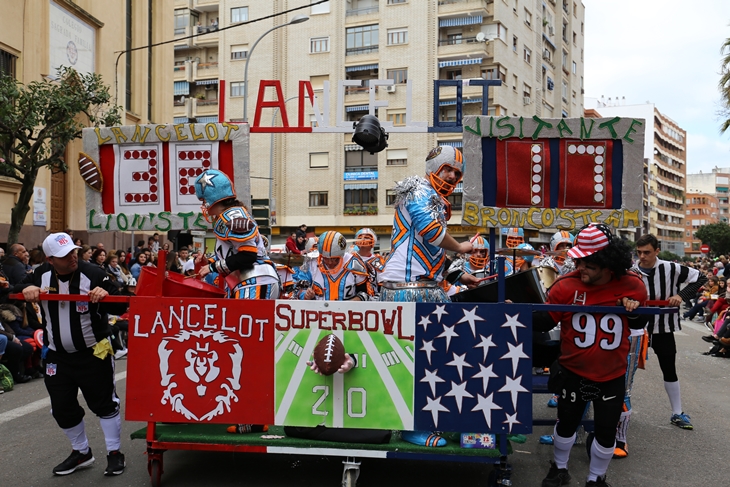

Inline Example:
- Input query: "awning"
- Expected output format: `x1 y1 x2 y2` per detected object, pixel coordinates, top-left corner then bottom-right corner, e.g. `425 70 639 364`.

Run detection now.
174 81 190 95
439 15 483 28
439 98 482 106
439 141 463 148
345 64 378 73
542 33 556 50
196 116 218 123
345 105 370 113
344 183 377 190
196 79 218 86
173 117 188 123
345 144 363 151
438 57 482 68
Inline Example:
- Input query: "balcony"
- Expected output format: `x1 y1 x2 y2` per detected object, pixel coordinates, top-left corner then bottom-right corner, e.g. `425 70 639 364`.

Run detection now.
437 0 491 17
345 46 379 64
173 64 188 81
438 37 493 58
346 5 379 16
194 0 219 8
193 26 218 47
174 25 193 50
194 97 219 117
174 0 192 8
173 98 193 119
194 61 218 81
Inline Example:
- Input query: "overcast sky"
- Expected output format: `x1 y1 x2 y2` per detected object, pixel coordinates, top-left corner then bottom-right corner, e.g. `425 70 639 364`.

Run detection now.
583 0 730 174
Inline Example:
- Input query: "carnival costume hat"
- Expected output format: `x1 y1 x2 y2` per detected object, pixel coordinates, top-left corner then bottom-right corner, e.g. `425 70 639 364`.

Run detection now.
354 228 377 249
470 236 490 269
567 223 612 259
194 169 236 209
318 231 348 273
550 230 575 265
505 227 525 249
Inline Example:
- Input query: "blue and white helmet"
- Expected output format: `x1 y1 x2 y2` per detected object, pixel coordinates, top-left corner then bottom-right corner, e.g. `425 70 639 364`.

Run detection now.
354 228 377 249
194 169 236 209
550 230 575 252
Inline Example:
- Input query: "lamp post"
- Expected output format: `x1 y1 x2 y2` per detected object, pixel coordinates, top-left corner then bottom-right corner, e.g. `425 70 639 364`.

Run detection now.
243 14 309 123
268 96 298 229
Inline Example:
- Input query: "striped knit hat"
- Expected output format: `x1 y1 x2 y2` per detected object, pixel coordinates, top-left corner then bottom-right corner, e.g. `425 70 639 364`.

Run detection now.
568 223 613 259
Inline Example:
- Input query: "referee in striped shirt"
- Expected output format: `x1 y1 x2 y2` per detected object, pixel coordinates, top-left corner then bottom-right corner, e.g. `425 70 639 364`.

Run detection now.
633 234 705 431
17 233 128 476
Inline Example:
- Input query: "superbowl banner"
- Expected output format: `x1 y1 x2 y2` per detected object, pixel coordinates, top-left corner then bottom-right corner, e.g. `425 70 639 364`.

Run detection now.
80 123 250 232
460 116 645 230
126 299 532 434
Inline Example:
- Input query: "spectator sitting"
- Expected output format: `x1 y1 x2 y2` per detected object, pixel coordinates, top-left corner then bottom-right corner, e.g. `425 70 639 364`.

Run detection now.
29 248 46 270
130 252 150 280
91 248 107 269
78 244 93 263
166 251 182 274
1 303 42 379
0 309 33 384
3 243 31 286
105 253 126 286
285 232 302 255
683 275 719 322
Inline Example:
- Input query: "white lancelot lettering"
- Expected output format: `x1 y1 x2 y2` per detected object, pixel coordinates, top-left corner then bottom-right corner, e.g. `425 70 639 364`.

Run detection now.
151 312 167 334
186 304 201 328
133 314 148 337
239 315 252 338
256 319 268 342
204 304 217 329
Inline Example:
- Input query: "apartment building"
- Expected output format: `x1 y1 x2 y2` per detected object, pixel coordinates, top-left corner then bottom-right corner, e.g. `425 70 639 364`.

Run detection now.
683 192 719 257
687 169 730 224
0 0 173 247
172 0 586 245
585 99 687 256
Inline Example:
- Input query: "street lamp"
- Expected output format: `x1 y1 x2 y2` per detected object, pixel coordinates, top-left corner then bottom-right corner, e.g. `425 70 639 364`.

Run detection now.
243 14 309 123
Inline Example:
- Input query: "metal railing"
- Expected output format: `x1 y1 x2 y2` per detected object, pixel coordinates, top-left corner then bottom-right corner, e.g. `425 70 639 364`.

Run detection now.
346 45 379 56
438 36 479 45
346 6 379 16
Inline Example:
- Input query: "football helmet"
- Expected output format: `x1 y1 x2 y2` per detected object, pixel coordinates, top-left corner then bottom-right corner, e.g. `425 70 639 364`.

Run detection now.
514 243 535 269
550 230 575 265
469 236 490 270
318 231 348 273
505 227 524 249
425 145 463 197
194 169 236 220
354 228 377 250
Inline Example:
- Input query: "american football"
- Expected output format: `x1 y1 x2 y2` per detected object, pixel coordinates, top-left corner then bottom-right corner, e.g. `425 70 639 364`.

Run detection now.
312 334 346 376
78 152 103 192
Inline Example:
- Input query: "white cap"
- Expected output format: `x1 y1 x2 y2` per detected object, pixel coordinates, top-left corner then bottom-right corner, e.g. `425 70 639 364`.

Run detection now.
182 259 195 274
42 233 81 258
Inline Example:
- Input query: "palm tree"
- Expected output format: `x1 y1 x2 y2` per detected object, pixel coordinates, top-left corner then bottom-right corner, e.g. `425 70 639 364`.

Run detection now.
719 36 730 133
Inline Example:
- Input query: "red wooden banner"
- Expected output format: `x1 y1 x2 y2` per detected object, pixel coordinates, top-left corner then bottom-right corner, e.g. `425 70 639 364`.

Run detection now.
125 297 275 424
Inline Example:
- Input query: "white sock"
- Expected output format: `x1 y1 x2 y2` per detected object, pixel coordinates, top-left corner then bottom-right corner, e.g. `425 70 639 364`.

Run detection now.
99 413 122 452
587 439 615 482
664 381 682 415
552 425 575 470
615 409 630 443
62 420 90 453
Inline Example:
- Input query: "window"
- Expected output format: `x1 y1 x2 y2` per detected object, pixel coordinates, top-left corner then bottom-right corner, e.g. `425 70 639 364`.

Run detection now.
387 28 408 45
523 46 531 64
572 90 576 103
513 74 518 91
387 68 408 84
386 149 408 166
386 189 397 206
562 49 568 69
346 24 379 56
524 9 532 27
561 79 568 102
447 192 462 211
310 74 328 91
572 61 577 74
310 152 329 168
447 33 463 45
523 83 532 98
562 20 568 42
447 69 462 80
441 108 456 122
581 22 584 35
230 44 248 60
388 0 407 4
387 110 406 126
231 7 248 24
310 0 330 14
481 65 506 82
230 81 245 97
513 35 518 52
344 187 378 212
573 31 577 45
345 150 377 172
310 36 330 53
174 9 198 35
309 191 328 207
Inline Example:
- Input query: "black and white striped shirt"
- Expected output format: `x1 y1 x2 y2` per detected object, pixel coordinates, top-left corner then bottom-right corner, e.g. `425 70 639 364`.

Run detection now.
21 261 126 353
633 259 705 334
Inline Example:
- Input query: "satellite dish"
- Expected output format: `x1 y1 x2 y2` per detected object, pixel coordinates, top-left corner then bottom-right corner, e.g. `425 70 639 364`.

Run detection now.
475 32 486 42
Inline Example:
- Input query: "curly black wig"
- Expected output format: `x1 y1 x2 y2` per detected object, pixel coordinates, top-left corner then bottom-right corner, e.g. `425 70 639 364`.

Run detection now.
576 238 633 278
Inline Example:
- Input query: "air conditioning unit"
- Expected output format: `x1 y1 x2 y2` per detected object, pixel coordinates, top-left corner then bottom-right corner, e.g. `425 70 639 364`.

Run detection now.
523 96 531 105
385 85 396 93
548 26 554 36
543 50 550 60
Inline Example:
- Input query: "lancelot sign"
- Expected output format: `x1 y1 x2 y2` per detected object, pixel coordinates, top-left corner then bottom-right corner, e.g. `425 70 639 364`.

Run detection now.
80 123 249 232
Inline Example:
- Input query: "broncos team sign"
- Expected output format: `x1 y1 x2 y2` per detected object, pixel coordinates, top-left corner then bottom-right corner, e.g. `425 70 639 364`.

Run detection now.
79 123 250 232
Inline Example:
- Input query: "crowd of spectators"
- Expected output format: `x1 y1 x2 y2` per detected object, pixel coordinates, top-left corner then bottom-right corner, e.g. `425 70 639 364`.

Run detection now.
0 232 198 392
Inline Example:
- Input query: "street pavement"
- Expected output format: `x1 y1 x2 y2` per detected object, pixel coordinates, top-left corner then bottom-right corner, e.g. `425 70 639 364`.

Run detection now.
0 316 727 487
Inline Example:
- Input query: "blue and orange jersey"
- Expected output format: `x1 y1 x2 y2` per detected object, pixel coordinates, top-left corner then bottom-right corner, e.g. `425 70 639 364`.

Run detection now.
212 206 267 262
306 259 363 301
379 178 448 283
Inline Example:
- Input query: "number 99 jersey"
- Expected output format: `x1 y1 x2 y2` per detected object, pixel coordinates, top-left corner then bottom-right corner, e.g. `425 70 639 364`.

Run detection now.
546 270 648 382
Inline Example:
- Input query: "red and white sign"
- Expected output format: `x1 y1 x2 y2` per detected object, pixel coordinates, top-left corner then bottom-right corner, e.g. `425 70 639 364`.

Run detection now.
701 244 710 254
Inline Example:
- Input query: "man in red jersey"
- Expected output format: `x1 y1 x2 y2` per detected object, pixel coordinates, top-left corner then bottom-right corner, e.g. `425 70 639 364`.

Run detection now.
534 223 648 487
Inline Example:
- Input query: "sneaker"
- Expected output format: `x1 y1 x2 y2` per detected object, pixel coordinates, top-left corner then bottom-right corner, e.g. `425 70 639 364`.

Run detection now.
547 394 559 408
613 441 628 459
53 449 95 475
114 349 128 360
670 412 693 430
401 430 446 447
702 335 718 343
585 475 611 486
539 435 554 445
541 461 571 487
104 450 126 476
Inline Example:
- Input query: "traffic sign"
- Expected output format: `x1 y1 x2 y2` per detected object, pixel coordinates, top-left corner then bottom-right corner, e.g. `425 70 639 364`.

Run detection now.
701 244 710 254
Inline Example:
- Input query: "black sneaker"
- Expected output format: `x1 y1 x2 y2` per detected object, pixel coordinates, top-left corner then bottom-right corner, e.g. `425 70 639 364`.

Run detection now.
53 449 95 475
586 475 611 486
105 450 126 476
541 461 571 487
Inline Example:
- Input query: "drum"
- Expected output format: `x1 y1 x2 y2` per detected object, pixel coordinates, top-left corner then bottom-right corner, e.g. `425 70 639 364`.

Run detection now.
535 266 558 293
452 267 550 304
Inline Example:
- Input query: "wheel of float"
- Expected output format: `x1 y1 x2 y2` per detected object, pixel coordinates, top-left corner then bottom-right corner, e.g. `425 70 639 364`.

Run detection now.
343 468 358 487
150 459 162 487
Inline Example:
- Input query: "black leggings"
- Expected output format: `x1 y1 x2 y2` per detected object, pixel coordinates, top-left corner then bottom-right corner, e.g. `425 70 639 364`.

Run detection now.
650 333 678 382
555 372 624 449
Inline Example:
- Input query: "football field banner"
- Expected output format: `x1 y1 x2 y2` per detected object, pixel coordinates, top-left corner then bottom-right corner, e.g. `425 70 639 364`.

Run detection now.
126 298 532 434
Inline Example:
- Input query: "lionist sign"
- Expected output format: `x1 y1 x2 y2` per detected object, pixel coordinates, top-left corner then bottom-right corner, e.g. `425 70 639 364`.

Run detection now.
80 123 249 232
